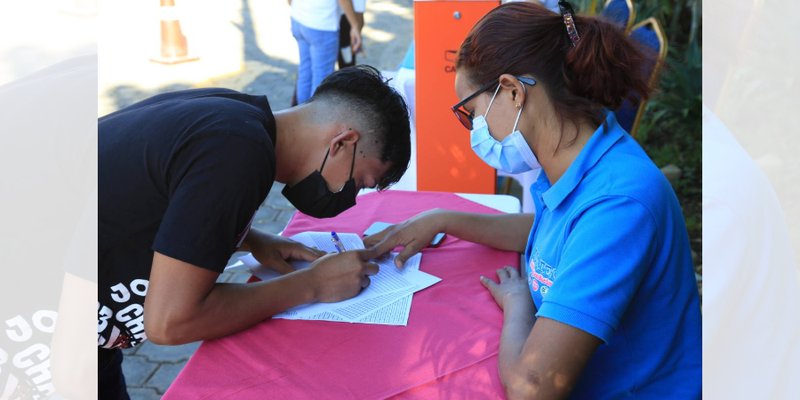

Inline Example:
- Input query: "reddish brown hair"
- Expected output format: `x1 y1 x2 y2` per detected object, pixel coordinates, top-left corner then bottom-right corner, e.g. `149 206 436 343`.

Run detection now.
457 2 652 145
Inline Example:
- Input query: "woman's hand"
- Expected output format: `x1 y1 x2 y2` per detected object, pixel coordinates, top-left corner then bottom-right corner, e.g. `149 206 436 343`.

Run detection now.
245 230 326 274
480 265 532 311
363 209 445 268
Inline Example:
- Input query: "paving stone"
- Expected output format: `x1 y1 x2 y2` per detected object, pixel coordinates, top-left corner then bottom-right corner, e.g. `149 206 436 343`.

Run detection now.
267 192 294 210
254 204 279 221
252 220 288 234
127 387 162 400
253 194 294 232
146 363 187 394
274 209 296 225
137 341 201 363
121 354 158 386
265 184 295 209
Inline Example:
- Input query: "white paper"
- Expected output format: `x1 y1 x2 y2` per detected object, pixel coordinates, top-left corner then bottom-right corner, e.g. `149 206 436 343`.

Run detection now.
357 295 412 325
277 269 440 325
242 232 441 325
270 252 438 323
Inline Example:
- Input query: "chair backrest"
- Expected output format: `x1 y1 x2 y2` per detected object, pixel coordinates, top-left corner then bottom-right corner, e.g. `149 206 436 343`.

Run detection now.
595 1 666 137
600 0 636 32
622 17 667 137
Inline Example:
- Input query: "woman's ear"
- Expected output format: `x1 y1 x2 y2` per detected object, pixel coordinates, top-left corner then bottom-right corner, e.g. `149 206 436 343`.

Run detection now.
498 73 526 107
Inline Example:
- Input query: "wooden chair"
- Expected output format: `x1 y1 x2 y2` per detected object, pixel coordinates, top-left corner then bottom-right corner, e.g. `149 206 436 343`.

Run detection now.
617 17 668 137
594 0 667 137
600 0 636 32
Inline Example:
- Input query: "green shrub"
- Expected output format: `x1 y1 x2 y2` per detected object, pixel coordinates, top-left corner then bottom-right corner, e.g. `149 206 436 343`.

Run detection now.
576 0 703 257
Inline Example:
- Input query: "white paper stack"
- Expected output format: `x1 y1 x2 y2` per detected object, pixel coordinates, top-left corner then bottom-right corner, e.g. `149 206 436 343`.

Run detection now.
235 232 441 326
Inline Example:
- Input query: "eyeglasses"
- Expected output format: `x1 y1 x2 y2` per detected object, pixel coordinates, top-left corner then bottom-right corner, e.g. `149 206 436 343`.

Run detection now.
451 76 537 130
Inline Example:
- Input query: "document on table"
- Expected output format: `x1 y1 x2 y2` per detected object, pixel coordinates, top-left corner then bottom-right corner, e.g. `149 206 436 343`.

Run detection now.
239 232 441 326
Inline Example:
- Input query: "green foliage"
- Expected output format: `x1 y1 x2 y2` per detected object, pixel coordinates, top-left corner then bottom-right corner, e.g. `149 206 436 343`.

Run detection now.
632 0 702 249
637 40 701 208
576 0 703 251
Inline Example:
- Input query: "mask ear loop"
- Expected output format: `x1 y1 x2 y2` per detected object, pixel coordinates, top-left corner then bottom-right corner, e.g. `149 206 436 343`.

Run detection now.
319 147 331 173
483 83 502 118
512 82 527 132
348 142 357 179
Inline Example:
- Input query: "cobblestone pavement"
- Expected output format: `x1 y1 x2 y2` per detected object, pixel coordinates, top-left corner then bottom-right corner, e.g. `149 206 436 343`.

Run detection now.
100 0 414 397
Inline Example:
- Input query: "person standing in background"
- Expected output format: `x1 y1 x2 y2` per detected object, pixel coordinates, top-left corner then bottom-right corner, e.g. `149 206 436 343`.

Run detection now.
337 0 366 69
290 0 363 104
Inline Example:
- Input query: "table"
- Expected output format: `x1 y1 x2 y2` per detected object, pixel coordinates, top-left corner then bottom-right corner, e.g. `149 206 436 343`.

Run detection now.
164 190 520 399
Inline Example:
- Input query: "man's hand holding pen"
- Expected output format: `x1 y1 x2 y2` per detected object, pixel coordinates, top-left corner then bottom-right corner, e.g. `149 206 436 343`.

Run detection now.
307 247 380 303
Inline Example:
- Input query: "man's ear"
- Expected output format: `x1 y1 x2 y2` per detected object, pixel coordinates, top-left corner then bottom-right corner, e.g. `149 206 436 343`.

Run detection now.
329 128 361 156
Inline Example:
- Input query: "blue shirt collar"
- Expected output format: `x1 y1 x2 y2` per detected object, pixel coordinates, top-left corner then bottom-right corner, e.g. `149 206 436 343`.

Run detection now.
535 111 625 210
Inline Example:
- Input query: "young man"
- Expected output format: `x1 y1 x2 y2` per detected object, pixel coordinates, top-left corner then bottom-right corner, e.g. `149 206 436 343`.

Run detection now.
98 65 410 399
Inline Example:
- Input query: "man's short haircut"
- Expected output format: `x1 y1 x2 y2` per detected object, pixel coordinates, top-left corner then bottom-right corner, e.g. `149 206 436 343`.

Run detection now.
310 65 411 190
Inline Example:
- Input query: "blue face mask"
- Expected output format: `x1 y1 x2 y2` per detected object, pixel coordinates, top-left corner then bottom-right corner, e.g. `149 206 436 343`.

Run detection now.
470 84 542 174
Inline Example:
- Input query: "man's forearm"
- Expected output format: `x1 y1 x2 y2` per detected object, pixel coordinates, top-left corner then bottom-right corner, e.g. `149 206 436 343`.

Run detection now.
145 270 316 345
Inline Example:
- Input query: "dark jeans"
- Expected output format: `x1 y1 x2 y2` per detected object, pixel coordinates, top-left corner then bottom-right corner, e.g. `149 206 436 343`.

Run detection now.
98 348 130 400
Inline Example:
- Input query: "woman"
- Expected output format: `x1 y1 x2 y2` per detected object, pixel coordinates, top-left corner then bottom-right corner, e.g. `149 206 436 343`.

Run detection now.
366 2 701 398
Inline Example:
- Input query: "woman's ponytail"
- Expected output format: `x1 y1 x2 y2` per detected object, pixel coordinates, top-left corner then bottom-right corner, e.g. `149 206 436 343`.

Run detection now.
564 16 653 109
457 1 657 141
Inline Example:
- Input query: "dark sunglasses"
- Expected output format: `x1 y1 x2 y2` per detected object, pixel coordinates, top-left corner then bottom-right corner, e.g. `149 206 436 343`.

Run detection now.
451 76 537 130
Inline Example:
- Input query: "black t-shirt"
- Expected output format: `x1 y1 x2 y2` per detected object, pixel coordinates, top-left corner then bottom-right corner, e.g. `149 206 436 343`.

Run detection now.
98 88 276 349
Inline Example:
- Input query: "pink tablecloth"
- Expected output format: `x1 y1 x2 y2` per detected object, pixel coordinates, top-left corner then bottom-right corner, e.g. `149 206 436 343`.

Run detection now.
164 190 518 399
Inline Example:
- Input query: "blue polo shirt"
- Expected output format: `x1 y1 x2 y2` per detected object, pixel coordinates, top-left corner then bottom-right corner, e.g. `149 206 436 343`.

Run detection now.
524 112 701 398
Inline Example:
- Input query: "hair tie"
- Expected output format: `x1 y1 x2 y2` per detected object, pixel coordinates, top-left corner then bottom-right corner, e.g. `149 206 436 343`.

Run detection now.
558 1 580 47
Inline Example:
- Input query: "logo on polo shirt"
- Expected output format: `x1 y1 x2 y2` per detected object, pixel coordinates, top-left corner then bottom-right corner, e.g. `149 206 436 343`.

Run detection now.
528 249 557 298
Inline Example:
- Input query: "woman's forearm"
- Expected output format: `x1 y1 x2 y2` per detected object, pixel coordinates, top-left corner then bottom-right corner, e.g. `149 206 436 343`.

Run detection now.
498 297 538 398
437 211 534 253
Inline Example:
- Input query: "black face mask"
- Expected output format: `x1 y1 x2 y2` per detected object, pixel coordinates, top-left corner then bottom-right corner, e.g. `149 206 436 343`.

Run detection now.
282 143 358 218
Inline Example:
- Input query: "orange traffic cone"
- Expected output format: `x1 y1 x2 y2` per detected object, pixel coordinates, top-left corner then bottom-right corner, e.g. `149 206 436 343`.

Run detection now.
150 0 199 64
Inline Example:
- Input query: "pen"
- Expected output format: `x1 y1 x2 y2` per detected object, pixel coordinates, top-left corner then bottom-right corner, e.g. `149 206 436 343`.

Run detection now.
330 231 346 253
